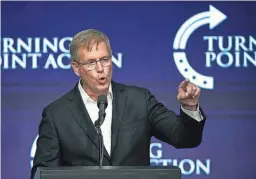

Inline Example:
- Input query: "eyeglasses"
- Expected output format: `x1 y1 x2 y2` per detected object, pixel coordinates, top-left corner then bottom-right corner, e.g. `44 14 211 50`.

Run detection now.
77 56 112 70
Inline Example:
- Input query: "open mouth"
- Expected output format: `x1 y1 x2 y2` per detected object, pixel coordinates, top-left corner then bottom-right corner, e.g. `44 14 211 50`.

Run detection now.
98 77 106 83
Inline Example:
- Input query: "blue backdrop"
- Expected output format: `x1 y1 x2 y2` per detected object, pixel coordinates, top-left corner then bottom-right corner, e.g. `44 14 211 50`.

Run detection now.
2 1 256 179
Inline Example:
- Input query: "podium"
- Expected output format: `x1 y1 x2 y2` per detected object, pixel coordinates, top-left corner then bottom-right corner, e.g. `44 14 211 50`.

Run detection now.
34 166 181 179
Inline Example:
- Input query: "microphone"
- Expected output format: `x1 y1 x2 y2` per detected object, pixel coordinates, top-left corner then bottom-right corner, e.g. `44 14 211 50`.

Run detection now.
95 95 108 127
94 94 108 167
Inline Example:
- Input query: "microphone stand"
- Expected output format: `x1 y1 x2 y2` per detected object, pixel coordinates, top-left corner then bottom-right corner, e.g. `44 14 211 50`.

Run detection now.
94 109 106 167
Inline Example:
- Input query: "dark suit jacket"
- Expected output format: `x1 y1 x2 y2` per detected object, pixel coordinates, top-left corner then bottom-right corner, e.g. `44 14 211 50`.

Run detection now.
31 81 206 179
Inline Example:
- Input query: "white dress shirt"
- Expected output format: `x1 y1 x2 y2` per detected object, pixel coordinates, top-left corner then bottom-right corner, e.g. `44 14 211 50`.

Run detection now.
78 81 113 155
181 104 204 122
78 81 203 155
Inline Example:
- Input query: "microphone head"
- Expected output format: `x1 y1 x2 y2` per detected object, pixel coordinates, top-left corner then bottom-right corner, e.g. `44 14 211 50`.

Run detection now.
97 94 108 108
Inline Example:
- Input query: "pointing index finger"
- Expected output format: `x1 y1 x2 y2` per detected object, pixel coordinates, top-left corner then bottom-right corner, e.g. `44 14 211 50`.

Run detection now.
179 78 189 89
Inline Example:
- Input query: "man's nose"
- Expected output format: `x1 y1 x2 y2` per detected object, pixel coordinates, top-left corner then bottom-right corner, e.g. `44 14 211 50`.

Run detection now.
95 61 104 72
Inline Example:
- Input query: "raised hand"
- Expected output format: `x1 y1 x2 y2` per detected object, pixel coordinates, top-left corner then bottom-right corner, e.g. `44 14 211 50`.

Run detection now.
177 79 201 111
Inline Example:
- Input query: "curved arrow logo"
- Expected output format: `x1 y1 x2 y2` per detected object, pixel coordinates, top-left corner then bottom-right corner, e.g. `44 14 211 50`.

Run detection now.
173 5 227 89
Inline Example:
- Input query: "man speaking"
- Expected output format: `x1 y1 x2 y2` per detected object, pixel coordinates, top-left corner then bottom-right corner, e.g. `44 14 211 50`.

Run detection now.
30 29 206 179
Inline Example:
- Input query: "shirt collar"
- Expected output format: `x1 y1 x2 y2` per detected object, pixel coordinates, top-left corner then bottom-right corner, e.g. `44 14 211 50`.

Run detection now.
78 80 113 103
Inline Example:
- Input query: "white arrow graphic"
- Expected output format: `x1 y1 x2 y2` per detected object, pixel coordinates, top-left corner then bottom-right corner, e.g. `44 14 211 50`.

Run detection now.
173 5 227 50
172 5 227 89
173 52 214 89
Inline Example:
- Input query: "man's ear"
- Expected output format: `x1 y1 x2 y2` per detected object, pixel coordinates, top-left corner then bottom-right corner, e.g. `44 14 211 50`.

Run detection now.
72 61 80 77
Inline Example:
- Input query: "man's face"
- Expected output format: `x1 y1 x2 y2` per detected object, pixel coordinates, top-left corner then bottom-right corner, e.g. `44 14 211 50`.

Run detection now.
72 42 112 96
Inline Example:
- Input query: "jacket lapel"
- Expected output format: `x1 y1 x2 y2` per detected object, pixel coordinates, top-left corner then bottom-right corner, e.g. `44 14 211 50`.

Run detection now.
67 83 110 161
111 81 127 155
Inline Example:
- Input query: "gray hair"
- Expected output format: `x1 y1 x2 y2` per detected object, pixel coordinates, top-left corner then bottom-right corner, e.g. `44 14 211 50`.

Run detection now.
70 29 112 62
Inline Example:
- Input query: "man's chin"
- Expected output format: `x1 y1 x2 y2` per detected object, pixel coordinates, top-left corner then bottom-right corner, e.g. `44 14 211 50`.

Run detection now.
96 84 109 94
